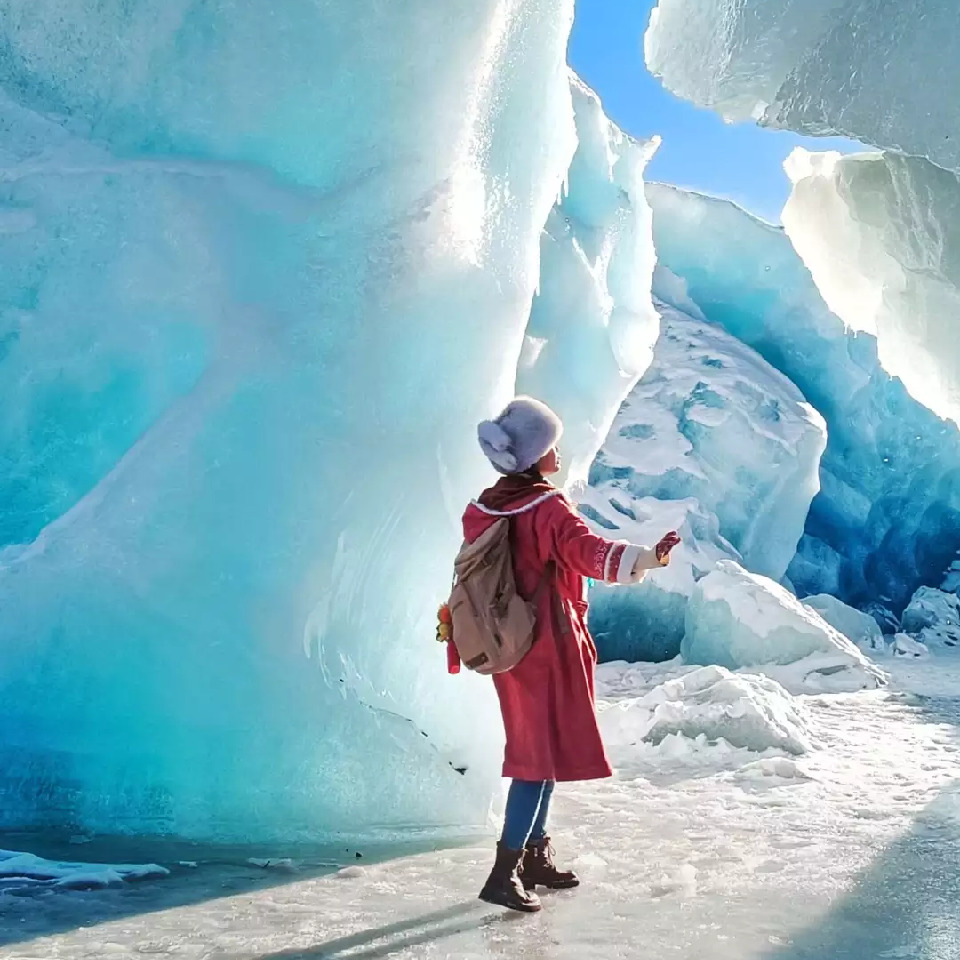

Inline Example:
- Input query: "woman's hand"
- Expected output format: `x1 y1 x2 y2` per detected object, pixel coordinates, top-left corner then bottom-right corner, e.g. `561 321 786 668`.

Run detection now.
655 531 681 565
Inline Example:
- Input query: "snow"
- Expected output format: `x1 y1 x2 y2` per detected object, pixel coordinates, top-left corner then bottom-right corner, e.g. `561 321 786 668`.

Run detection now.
5 653 960 959
892 634 930 660
644 0 960 173
683 561 886 694
648 182 960 615
783 148 960 426
0 2 664 842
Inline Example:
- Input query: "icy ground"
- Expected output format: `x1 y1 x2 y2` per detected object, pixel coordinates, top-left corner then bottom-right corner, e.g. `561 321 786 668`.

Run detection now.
4 655 960 960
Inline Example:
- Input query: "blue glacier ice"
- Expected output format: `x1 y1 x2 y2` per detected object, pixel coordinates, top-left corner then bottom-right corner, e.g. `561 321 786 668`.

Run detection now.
0 3 660 841
647 183 960 617
583 302 826 663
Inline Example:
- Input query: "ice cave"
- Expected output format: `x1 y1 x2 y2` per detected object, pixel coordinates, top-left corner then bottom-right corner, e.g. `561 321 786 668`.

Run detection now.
2 2 960 929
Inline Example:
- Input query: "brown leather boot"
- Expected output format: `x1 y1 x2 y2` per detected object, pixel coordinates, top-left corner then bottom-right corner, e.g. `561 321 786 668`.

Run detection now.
479 843 542 912
519 837 580 890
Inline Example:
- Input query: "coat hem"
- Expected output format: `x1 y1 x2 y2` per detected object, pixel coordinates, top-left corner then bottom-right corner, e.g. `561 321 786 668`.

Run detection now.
502 763 614 782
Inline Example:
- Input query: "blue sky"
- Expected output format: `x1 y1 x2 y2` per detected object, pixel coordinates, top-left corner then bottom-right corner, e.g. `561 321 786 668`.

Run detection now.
568 0 862 223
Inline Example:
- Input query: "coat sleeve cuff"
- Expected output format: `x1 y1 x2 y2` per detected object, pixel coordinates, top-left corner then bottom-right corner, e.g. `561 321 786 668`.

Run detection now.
613 544 660 584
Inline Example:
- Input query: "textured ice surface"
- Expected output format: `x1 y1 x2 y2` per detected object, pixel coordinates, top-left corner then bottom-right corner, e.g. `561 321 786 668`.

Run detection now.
783 148 960 426
590 305 824 581
683 561 886 694
645 0 960 172
517 76 660 487
649 183 960 613
802 593 885 651
584 302 825 663
0 1 660 841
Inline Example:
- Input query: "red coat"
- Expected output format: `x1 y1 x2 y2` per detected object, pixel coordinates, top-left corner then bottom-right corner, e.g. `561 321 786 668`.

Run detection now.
461 475 659 782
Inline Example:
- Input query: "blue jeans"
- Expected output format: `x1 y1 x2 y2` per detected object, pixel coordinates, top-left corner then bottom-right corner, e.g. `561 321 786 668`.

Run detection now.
500 779 556 850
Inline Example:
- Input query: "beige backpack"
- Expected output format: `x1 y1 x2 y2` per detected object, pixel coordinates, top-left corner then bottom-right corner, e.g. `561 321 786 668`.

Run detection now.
446 517 554 675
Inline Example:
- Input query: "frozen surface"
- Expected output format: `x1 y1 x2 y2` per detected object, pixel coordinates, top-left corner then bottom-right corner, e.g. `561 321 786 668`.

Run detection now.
683 561 885 694
645 0 960 172
648 183 960 613
802 593 885 652
517 76 660 487
0 2 661 842
5 654 960 959
783 147 960 426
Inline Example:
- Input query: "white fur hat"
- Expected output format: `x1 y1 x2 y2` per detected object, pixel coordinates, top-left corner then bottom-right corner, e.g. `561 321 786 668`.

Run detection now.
477 396 563 475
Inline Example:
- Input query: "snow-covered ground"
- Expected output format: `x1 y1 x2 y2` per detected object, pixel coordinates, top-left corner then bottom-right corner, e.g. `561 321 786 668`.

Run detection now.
4 654 960 960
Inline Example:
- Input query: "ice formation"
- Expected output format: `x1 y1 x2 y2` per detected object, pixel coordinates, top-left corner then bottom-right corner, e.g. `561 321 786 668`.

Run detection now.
648 183 960 614
517 77 660 488
801 594 885 652
646 0 960 438
645 0 960 173
682 562 885 694
782 148 960 426
0 3 660 841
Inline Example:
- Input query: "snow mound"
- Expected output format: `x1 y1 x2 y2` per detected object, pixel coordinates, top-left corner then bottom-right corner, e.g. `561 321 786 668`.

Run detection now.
802 594 885 652
683 562 887 694
902 587 960 649
733 757 813 787
0 849 168 892
645 0 960 173
599 664 813 759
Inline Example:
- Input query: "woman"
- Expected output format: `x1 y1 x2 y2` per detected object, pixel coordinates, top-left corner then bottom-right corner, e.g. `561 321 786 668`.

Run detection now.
464 396 680 913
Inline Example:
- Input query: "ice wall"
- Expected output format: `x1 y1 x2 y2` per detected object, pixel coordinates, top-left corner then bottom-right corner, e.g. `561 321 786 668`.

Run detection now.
516 77 660 487
0 1 629 841
645 0 960 173
648 184 960 614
